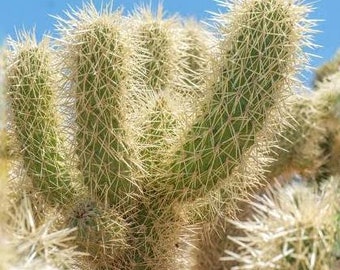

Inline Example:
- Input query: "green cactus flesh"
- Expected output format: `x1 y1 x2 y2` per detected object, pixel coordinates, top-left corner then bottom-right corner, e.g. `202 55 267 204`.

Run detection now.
7 40 74 204
153 0 295 203
71 20 139 207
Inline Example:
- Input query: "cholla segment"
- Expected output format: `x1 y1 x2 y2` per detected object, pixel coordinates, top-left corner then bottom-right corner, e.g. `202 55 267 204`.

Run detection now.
155 0 313 204
56 4 142 208
6 33 75 205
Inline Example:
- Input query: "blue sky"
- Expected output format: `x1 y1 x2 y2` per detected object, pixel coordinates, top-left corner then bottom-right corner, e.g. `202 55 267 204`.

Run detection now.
1 0 339 86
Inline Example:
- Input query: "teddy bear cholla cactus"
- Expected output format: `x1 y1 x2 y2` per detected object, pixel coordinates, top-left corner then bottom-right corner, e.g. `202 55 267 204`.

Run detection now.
222 177 340 269
4 0 314 269
5 34 76 205
314 50 340 85
265 68 340 184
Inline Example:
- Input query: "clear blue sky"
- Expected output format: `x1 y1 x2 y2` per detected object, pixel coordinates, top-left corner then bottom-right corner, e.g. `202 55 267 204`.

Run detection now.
1 0 339 86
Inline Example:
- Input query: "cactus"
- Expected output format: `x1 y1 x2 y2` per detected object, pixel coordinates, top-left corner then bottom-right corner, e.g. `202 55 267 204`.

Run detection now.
3 0 316 269
130 6 186 176
150 0 311 203
265 68 340 184
181 20 214 97
4 195 81 269
220 68 340 270
265 95 327 181
314 49 340 86
56 5 142 209
6 33 75 205
222 177 340 269
312 70 340 181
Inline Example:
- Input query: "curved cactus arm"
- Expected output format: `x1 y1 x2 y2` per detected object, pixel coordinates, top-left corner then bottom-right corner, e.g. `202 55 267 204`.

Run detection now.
6 32 75 205
153 0 315 204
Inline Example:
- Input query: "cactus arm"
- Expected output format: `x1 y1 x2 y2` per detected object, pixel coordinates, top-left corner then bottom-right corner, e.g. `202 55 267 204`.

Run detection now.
6 34 75 204
154 0 311 203
57 5 141 207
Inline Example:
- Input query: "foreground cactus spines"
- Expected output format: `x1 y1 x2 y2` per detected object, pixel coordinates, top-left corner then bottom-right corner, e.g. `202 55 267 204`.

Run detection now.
222 177 340 269
0 193 81 269
1 0 318 269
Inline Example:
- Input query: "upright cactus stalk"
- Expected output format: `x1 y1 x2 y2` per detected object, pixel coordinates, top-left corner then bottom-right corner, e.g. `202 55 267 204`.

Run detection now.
6 33 75 205
139 96 178 175
57 4 141 208
126 8 195 269
130 6 185 176
131 6 186 94
181 20 214 99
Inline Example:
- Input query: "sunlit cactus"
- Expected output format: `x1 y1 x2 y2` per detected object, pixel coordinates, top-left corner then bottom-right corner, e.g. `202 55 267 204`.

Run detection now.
151 0 313 204
2 0 317 269
265 95 327 181
181 19 214 97
314 49 340 86
67 199 129 269
2 195 81 269
266 68 340 184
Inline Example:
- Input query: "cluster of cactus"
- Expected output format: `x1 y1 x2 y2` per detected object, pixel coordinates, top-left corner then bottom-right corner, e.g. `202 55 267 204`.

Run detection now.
0 0 317 269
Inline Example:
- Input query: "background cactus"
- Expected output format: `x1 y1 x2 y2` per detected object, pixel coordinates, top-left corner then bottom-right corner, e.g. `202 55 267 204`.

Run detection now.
1 0 317 269
222 177 340 270
266 67 340 184
314 49 340 86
